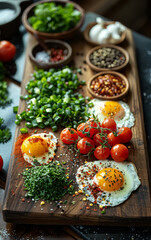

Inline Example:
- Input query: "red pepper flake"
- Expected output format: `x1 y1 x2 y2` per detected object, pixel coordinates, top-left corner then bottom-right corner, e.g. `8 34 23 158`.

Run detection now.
11 190 15 196
90 74 126 97
93 208 98 212
21 198 25 202
86 206 90 210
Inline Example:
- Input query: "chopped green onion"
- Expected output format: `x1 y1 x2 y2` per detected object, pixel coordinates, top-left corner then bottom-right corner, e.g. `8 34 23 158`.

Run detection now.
20 128 28 134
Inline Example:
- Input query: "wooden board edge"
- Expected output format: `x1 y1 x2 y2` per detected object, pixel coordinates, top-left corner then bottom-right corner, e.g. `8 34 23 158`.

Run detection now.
2 209 151 227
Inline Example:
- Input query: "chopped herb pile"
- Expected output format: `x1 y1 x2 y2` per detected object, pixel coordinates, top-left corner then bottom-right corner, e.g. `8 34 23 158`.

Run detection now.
29 2 81 33
0 118 11 144
16 67 90 131
22 162 74 201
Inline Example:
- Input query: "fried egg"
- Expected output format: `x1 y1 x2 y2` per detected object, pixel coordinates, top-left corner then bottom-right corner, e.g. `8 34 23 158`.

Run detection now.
76 160 141 207
88 99 135 128
21 132 57 165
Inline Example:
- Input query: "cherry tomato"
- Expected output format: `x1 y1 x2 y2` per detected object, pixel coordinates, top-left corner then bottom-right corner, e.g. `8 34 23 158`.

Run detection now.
107 132 121 146
60 128 78 144
77 137 95 154
94 145 110 160
118 127 132 143
0 155 3 171
111 144 129 162
86 118 99 135
77 123 88 138
101 118 117 134
77 119 99 138
0 41 16 62
93 133 106 147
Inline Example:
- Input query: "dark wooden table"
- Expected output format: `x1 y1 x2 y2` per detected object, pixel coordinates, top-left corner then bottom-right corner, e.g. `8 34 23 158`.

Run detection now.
1 12 151 239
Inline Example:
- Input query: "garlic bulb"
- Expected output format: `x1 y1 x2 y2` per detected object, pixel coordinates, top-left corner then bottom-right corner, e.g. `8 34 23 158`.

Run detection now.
97 29 111 43
88 17 126 44
89 24 103 41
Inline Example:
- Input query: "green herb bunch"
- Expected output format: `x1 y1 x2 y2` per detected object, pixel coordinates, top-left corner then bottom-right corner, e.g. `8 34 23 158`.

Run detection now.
29 2 81 33
16 67 90 131
0 118 11 143
22 162 74 201
0 61 12 108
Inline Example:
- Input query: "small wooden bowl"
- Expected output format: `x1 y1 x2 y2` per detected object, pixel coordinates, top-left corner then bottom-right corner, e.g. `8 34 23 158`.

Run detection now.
86 44 129 72
29 40 72 70
84 22 127 46
22 0 85 40
87 71 129 100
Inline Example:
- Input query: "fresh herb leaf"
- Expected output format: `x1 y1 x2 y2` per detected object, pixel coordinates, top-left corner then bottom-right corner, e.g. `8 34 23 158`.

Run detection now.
28 2 81 33
22 162 74 201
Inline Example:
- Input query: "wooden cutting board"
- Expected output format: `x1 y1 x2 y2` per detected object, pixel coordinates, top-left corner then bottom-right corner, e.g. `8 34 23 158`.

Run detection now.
2 29 151 226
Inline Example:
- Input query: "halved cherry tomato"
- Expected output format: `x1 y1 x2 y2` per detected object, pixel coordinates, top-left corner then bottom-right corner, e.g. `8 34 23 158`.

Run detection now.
0 41 16 62
93 133 106 147
77 137 95 154
0 155 3 171
60 128 78 144
77 119 99 138
118 127 132 143
101 118 117 134
107 132 121 146
94 145 110 160
111 144 128 162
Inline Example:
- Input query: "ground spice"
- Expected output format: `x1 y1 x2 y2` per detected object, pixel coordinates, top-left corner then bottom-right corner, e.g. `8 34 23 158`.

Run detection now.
13 133 30 166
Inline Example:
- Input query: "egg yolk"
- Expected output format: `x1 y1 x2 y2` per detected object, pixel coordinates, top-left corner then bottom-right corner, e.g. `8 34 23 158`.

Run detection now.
21 136 48 157
95 167 124 192
100 101 125 120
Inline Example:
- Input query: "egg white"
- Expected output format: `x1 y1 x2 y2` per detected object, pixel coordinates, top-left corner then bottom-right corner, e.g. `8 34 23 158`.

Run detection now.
88 99 135 128
76 160 141 207
21 132 57 165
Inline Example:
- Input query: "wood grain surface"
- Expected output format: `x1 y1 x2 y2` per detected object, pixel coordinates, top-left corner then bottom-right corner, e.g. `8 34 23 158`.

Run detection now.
2 30 151 226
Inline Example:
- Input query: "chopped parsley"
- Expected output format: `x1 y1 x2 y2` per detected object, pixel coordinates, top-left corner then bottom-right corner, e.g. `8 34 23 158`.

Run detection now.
22 162 74 201
28 2 81 33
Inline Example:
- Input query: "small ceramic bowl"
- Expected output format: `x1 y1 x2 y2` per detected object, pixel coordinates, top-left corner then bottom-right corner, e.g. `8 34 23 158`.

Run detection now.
22 0 85 40
0 0 33 39
87 71 129 100
86 44 129 72
29 40 72 69
84 22 127 46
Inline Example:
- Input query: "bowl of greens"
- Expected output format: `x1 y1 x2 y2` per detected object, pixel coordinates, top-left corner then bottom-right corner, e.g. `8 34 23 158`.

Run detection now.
22 0 85 40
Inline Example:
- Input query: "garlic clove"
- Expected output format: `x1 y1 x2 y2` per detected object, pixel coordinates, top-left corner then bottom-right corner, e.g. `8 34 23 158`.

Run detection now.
107 24 119 34
97 29 111 43
89 24 103 41
111 33 121 40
